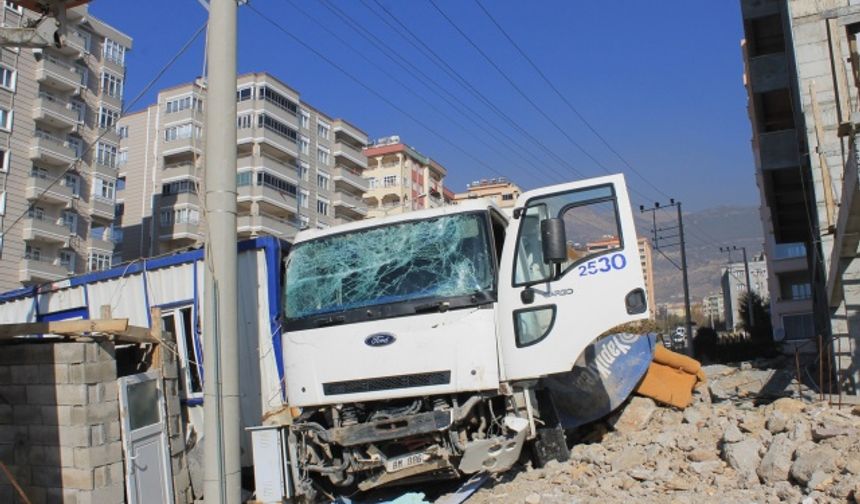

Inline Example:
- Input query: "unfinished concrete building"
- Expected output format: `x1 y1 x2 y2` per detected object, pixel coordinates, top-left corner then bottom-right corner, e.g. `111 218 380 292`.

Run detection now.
741 0 860 393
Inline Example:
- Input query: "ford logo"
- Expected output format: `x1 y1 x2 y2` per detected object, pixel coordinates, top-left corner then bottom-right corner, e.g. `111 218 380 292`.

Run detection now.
365 333 396 347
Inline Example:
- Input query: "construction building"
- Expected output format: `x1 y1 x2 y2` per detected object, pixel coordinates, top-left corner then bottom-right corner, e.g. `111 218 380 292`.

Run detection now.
740 0 860 391
116 72 369 261
720 254 769 331
362 136 451 218
453 177 521 208
0 4 131 293
586 236 657 320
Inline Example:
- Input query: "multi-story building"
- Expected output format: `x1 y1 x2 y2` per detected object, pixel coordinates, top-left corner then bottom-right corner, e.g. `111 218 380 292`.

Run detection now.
585 236 657 319
703 293 726 329
362 136 448 218
453 177 521 209
0 4 131 292
116 72 369 261
720 254 769 331
741 0 860 391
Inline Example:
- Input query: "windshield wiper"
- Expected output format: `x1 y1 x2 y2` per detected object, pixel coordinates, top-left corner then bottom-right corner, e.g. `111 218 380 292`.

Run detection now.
414 301 450 314
315 315 346 327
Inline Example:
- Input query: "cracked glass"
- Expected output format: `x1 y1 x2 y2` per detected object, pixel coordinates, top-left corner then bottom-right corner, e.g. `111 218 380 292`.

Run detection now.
285 213 494 320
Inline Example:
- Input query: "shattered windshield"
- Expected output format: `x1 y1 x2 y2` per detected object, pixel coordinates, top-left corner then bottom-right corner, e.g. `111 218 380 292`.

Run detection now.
285 213 494 321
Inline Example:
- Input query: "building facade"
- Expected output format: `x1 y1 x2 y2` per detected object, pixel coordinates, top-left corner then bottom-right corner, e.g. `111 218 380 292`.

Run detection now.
585 236 657 320
720 254 769 331
741 0 860 390
0 4 131 293
703 293 726 329
362 136 449 218
453 177 521 208
116 72 369 261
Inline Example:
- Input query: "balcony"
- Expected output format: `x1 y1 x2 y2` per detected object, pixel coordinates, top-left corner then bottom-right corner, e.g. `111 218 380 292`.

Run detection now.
759 129 798 171
33 94 79 129
89 228 115 253
162 162 198 181
237 184 297 213
19 258 70 284
159 191 199 208
770 241 807 274
61 29 90 56
159 221 202 241
30 132 77 166
333 141 367 169
162 136 203 158
333 165 369 192
333 120 366 146
252 127 298 159
89 198 115 222
26 175 75 204
23 217 72 245
35 56 84 92
237 213 299 239
747 53 788 94
333 191 368 218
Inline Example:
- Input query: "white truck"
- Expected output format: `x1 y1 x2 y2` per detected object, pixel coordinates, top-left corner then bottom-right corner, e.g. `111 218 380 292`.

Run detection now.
255 174 651 500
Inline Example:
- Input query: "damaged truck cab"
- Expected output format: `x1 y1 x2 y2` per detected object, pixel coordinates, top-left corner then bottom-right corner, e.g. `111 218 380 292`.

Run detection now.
263 174 649 500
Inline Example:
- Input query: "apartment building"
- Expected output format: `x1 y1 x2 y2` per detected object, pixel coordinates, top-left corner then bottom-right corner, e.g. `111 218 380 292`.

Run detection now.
362 136 450 218
0 3 131 293
116 72 369 261
703 293 726 329
720 254 769 331
453 177 521 209
740 0 860 391
585 236 657 320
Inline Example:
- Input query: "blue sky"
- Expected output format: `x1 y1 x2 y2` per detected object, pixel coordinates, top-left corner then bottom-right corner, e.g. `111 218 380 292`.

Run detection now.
89 0 754 212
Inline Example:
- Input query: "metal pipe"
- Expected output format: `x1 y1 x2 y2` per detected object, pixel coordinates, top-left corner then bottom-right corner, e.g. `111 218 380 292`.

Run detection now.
202 0 239 502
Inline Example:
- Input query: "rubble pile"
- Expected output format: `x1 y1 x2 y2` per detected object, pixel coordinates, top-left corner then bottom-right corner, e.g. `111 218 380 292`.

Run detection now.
464 363 860 504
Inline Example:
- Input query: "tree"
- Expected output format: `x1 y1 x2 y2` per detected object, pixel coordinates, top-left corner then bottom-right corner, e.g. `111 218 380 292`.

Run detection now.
738 291 773 343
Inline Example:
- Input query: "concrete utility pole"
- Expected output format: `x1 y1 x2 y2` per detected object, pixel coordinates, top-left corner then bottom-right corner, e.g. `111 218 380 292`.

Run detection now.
202 0 239 502
721 245 754 331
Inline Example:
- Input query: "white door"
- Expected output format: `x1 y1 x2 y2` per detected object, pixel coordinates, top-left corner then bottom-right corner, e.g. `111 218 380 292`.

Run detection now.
497 174 648 380
118 371 174 504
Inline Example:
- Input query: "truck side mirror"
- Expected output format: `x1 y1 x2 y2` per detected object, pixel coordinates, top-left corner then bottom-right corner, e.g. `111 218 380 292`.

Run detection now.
540 218 567 265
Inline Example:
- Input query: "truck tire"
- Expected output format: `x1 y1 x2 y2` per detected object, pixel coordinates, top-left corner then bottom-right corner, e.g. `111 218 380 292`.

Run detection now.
529 424 569 468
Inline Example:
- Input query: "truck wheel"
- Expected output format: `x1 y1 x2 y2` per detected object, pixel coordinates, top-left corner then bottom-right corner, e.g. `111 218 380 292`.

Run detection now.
529 425 569 468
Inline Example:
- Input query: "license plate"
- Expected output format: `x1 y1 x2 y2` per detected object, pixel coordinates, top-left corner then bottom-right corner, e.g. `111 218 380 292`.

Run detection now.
384 452 429 473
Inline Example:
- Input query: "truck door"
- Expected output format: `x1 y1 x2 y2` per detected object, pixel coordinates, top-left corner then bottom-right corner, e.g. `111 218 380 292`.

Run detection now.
497 174 648 380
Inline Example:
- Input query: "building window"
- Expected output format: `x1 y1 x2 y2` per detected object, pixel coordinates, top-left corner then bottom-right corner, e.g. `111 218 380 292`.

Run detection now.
64 173 80 196
162 179 196 195
88 252 112 272
24 244 41 261
237 113 253 129
103 38 126 65
236 86 254 102
367 177 378 189
114 202 124 218
118 150 128 166
0 191 5 215
117 125 129 138
160 207 200 225
116 176 126 191
317 147 329 166
0 65 16 91
62 210 77 233
0 149 8 172
502 193 514 201
299 136 309 155
317 172 330 191
383 175 398 188
317 197 329 216
300 109 310 129
0 107 12 131
164 123 201 141
298 161 309 181
66 136 82 157
4 1 22 14
258 85 298 115
98 106 120 130
70 100 85 123
317 121 330 140
257 113 297 142
27 205 45 220
92 176 115 201
237 171 252 187
299 189 309 208
59 250 75 270
96 142 118 168
256 172 297 196
165 95 203 114
100 71 123 99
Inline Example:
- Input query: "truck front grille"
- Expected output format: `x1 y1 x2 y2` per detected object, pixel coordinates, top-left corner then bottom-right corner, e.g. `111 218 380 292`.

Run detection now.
323 371 451 396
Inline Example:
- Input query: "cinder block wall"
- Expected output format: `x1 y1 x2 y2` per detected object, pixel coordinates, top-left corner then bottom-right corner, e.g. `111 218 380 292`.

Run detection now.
0 341 124 504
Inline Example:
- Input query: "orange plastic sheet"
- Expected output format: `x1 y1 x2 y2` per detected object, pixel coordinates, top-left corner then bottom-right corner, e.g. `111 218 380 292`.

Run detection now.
634 345 706 409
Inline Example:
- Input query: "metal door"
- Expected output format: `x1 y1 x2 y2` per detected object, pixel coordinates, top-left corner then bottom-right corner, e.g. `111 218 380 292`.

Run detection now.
118 371 174 504
497 174 648 380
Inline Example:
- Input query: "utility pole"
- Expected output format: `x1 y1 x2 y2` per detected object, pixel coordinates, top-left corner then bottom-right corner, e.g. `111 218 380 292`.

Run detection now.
640 199 692 354
202 0 239 503
720 245 754 331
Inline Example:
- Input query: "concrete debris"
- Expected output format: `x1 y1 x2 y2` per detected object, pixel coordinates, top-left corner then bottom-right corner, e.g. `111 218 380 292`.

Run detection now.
457 363 860 504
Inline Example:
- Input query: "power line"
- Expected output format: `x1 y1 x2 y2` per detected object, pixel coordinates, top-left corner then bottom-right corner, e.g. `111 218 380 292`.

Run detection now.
1 20 208 242
245 3 520 185
284 0 557 187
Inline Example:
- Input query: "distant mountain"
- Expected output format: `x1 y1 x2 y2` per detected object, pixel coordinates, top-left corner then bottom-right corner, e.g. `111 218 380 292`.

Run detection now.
635 205 764 305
